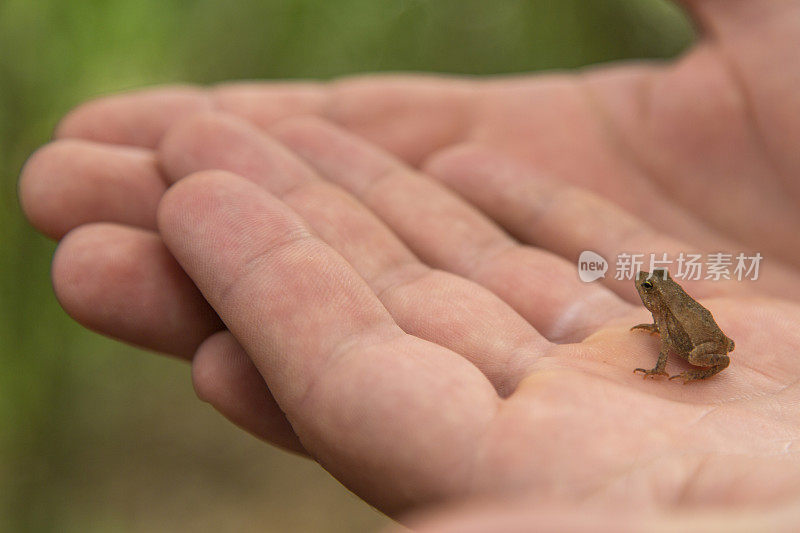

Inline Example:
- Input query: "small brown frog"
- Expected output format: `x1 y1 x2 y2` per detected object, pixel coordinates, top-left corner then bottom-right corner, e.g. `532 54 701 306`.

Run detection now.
631 269 734 383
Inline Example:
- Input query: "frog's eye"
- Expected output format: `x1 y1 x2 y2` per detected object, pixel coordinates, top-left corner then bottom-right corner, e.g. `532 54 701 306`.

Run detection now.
641 281 654 289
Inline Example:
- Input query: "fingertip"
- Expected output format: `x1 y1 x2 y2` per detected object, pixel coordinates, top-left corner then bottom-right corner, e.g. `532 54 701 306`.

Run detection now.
52 222 223 357
157 169 288 268
158 112 220 183
19 141 66 238
50 223 144 336
192 330 245 404
159 111 319 200
20 140 109 238
51 223 109 314
55 100 98 140
192 330 307 454
157 169 235 237
20 139 163 239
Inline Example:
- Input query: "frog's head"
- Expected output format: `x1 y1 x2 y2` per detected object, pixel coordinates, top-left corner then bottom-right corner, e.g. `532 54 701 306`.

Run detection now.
634 269 670 310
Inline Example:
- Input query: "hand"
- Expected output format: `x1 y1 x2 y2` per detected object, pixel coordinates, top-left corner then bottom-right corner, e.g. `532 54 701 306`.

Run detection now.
20 109 800 517
18 0 800 523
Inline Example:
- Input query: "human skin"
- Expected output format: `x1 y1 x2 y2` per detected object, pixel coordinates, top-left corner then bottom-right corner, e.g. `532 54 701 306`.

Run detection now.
18 0 800 529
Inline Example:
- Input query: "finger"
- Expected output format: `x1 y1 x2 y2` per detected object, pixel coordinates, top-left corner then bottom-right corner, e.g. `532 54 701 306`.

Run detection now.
269 117 629 341
158 171 500 511
160 112 547 395
223 77 472 166
424 144 794 301
23 138 291 446
55 86 212 148
52 223 223 357
192 331 306 455
55 83 327 148
54 77 473 165
20 139 165 239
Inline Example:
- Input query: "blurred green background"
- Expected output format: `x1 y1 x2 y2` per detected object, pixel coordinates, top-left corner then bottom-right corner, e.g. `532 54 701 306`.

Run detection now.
0 1 693 531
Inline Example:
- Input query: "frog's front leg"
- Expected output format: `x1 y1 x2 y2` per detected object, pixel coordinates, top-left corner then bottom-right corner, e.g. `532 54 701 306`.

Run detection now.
634 334 670 379
634 350 669 378
669 342 730 383
631 322 659 335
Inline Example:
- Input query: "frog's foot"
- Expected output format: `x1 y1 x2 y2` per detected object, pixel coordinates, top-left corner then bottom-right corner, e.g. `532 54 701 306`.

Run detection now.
671 355 730 383
631 323 659 335
670 372 698 384
634 367 669 379
669 368 720 384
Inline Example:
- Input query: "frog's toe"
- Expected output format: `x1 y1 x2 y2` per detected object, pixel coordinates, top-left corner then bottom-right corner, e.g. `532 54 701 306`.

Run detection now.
634 368 669 379
669 373 694 384
670 370 715 383
631 324 659 335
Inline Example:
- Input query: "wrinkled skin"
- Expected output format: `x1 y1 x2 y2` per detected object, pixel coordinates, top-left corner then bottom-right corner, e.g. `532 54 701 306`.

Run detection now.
18 0 800 530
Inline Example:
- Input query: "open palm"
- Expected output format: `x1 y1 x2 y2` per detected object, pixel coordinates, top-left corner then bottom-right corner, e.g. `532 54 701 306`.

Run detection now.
19 0 800 527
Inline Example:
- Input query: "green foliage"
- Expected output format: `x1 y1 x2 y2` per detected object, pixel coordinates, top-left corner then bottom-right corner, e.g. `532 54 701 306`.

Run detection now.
0 0 692 530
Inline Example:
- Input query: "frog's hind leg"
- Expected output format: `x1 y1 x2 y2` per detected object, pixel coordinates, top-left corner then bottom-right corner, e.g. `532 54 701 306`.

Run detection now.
631 323 659 335
669 359 728 383
669 343 731 383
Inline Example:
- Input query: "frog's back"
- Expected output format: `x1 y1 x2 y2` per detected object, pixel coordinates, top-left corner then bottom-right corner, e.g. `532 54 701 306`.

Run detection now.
661 282 727 346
